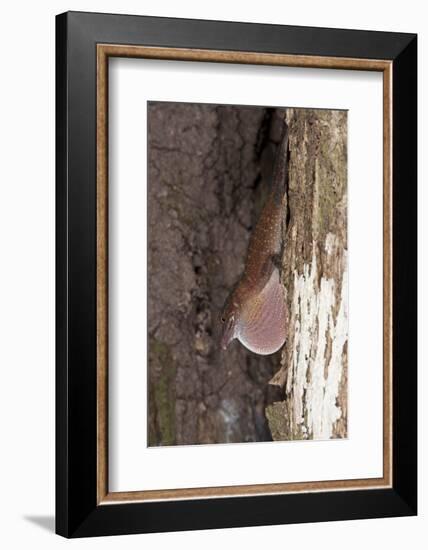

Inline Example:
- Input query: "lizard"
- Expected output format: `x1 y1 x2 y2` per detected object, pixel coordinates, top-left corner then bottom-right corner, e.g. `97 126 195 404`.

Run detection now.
220 119 289 355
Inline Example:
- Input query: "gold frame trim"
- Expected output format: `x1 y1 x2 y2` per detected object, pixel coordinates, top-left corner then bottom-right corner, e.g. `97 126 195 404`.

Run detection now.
96 44 393 505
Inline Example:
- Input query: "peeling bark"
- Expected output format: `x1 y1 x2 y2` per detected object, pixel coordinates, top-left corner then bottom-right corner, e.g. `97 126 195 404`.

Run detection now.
266 108 348 440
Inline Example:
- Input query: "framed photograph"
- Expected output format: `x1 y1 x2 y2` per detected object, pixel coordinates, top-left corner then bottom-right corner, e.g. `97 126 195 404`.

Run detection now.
56 11 417 537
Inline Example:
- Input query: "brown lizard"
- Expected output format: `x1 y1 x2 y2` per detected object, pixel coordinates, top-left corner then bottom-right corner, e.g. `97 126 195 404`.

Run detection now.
220 120 289 355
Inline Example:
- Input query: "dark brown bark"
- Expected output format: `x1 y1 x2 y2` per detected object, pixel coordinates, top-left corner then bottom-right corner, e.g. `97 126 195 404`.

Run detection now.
147 103 282 446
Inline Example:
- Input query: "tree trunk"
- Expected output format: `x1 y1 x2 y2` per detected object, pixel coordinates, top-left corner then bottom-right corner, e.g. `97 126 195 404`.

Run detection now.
148 103 348 446
266 108 348 440
147 103 282 446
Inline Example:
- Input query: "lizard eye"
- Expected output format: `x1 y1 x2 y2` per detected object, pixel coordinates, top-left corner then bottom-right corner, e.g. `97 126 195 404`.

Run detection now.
221 316 225 323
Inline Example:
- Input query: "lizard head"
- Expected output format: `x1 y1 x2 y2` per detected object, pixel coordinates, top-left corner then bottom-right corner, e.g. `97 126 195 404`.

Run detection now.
220 295 241 350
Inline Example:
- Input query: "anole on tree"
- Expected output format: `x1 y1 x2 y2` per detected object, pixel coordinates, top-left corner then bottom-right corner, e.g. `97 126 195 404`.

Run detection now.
220 121 289 355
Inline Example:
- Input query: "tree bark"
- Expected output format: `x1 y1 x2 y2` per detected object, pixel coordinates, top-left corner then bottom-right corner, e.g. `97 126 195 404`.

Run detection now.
148 104 348 446
147 103 282 446
266 108 348 440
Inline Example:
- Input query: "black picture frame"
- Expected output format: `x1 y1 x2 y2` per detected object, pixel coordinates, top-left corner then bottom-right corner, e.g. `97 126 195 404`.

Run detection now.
56 11 417 538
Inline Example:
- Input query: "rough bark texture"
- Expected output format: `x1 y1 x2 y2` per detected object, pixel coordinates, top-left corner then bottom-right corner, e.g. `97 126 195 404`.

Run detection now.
147 103 283 446
266 108 348 440
147 103 348 446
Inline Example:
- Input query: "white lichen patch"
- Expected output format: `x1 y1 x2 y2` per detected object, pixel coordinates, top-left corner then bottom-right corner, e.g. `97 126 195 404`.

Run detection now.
291 233 348 439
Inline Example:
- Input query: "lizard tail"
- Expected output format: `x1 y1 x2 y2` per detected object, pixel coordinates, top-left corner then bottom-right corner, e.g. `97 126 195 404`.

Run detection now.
271 121 289 200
